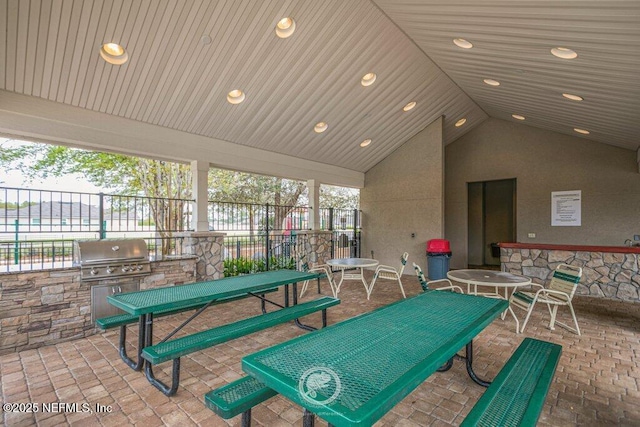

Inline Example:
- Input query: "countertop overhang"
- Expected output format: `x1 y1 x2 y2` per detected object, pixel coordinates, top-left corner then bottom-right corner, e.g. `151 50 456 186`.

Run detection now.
499 242 640 254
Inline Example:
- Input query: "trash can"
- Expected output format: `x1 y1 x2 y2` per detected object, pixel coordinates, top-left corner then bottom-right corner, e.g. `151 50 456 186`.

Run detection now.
490 242 501 258
426 239 452 280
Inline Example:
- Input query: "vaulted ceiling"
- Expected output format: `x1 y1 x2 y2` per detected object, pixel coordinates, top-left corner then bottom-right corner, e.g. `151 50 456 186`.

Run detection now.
1 0 639 181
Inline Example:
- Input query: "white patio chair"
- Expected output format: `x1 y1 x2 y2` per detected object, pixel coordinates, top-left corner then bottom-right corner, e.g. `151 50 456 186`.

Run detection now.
413 263 463 293
298 257 337 298
509 263 583 335
367 252 409 300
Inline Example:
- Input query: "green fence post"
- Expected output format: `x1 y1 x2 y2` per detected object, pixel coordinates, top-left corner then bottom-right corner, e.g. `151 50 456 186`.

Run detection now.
99 192 106 239
14 219 19 264
265 203 270 271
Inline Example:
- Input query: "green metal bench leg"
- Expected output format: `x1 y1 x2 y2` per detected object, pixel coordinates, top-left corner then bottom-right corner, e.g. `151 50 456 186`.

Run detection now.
241 410 251 427
437 357 454 372
465 341 490 387
142 311 181 396
260 293 267 314
292 282 318 331
118 315 145 371
303 409 315 427
433 341 489 386
145 358 181 396
284 284 290 307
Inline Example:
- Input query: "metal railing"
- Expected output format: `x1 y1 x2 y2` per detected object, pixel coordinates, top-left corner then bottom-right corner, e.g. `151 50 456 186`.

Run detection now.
0 187 192 237
208 201 309 232
0 186 360 272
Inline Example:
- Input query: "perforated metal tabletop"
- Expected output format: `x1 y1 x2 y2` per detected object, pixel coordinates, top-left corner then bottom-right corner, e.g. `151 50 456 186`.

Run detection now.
243 291 508 426
107 270 319 315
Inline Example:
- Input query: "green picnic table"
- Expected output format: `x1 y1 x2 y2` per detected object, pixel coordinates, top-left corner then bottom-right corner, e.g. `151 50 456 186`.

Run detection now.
242 290 508 427
107 269 320 315
106 269 326 394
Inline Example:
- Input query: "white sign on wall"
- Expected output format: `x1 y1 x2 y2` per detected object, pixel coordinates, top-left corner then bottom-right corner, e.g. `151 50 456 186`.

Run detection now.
551 190 581 226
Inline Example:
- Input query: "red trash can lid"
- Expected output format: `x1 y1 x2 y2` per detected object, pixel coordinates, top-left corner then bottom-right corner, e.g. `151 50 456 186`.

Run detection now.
427 239 450 252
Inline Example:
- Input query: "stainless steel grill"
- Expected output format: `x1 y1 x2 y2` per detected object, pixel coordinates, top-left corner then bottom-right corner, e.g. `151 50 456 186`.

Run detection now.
75 239 151 281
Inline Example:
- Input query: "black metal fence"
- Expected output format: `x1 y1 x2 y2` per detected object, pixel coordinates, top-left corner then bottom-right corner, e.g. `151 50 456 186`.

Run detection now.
0 187 192 237
0 186 360 272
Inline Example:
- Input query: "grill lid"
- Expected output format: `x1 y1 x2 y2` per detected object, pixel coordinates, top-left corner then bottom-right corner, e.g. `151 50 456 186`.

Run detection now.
75 239 149 264
75 239 151 281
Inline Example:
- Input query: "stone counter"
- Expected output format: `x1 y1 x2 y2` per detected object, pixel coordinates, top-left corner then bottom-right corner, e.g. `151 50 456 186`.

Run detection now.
0 257 197 355
499 243 640 302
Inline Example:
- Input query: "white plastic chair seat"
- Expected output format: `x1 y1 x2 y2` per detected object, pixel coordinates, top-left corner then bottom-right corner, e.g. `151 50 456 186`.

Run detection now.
375 267 401 280
509 263 582 335
367 252 409 300
425 278 464 293
412 263 463 293
299 264 337 298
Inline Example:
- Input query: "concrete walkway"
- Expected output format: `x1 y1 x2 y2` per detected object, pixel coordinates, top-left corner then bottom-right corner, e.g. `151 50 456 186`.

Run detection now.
1 273 638 426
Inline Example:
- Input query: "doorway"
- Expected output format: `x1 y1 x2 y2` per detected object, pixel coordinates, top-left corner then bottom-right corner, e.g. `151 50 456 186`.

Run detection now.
467 179 516 268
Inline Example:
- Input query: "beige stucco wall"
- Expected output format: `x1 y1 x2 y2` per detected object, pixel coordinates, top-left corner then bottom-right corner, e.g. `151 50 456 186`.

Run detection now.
446 118 640 269
360 117 444 275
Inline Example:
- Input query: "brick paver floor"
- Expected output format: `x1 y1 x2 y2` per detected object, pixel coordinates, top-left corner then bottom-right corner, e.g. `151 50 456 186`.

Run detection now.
1 272 639 426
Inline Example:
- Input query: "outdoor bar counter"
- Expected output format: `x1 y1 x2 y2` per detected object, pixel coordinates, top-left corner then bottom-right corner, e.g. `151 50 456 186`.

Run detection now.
499 242 640 302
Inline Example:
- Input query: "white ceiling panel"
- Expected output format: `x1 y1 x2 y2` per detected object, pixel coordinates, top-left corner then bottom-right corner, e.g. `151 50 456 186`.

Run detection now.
0 0 484 174
374 0 640 151
2 0 637 177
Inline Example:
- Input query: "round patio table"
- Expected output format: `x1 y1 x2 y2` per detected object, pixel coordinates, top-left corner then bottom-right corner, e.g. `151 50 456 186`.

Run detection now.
327 258 379 295
447 269 532 333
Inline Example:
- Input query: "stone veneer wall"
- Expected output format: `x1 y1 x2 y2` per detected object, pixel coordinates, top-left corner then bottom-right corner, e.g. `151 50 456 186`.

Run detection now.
292 230 333 266
501 248 639 301
178 231 225 281
0 258 197 355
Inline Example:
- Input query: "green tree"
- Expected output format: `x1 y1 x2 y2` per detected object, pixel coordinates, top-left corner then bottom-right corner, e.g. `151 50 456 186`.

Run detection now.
319 185 359 209
208 169 306 236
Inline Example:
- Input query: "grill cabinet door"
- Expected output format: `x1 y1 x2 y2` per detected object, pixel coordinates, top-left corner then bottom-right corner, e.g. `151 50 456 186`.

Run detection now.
91 282 139 323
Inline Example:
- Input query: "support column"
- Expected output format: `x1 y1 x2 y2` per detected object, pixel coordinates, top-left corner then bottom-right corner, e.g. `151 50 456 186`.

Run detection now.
307 179 321 230
178 231 226 281
637 148 639 173
191 160 209 232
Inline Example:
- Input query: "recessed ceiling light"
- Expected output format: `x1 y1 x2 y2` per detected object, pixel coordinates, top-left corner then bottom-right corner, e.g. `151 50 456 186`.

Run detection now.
574 128 590 135
562 93 584 101
453 38 473 49
403 101 416 112
483 78 500 86
314 122 328 133
455 118 467 127
201 35 212 45
360 139 372 147
275 17 296 38
361 73 377 87
227 89 245 104
512 114 525 120
100 42 128 65
551 47 577 59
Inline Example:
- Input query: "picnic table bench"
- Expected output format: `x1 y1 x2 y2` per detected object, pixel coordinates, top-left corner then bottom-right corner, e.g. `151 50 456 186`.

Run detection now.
461 337 561 427
97 288 278 370
205 376 275 427
142 296 339 395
